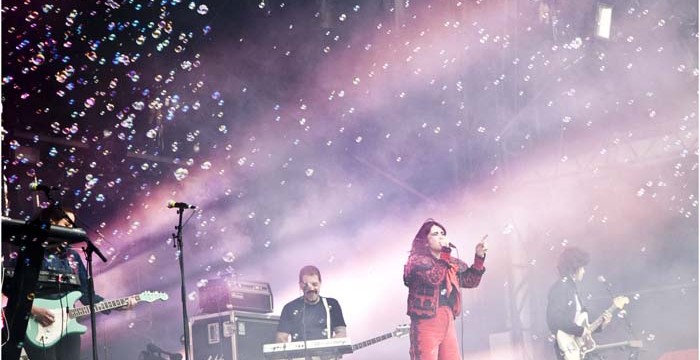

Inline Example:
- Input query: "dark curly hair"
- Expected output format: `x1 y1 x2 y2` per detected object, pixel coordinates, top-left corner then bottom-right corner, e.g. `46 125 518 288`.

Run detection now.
557 247 590 278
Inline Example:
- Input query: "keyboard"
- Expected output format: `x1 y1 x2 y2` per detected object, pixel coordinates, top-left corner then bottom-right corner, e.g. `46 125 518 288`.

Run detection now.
263 337 353 359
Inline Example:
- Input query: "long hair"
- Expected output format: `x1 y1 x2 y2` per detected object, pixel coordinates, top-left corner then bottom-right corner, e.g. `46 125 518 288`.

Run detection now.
409 219 446 256
557 247 590 278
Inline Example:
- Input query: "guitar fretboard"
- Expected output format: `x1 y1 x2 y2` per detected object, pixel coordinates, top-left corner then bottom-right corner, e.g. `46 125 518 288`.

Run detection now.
589 303 618 333
69 295 140 318
352 332 393 351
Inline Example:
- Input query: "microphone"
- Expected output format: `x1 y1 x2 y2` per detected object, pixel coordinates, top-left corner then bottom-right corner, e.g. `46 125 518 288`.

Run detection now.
29 182 58 192
167 200 197 209
448 242 457 248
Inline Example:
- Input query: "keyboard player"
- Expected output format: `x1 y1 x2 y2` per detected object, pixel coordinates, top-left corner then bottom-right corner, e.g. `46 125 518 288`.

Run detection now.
275 265 347 344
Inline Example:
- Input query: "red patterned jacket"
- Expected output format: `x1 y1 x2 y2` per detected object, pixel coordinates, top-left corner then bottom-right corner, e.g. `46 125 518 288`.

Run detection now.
404 253 485 319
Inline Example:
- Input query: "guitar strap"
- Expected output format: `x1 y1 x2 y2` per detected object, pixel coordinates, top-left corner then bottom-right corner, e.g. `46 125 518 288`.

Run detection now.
322 297 331 339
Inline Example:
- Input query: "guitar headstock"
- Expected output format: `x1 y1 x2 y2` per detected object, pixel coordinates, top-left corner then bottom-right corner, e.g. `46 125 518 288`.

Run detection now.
392 324 410 338
138 291 169 303
613 296 629 309
628 340 643 348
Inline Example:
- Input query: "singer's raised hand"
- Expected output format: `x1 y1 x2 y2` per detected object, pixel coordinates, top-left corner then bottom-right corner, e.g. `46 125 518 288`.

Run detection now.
475 235 488 258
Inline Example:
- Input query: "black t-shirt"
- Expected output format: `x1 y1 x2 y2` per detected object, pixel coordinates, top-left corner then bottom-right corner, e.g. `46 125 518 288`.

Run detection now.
277 296 346 341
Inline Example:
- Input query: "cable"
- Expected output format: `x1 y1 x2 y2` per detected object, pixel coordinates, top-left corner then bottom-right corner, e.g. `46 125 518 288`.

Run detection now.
1 257 9 347
302 298 309 360
58 270 66 346
452 246 465 360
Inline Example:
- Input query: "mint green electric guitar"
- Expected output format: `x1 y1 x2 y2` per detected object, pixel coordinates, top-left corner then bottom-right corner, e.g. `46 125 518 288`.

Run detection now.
26 290 168 347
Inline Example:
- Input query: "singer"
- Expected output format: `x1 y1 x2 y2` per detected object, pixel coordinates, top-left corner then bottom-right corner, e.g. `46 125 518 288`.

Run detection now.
275 265 347 343
403 219 487 360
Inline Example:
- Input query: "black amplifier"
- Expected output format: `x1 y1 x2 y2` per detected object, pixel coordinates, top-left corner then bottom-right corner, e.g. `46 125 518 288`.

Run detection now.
190 310 279 360
199 279 273 314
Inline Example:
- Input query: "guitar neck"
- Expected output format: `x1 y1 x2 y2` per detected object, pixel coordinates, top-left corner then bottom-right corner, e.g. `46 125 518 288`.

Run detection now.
589 303 618 333
69 295 137 319
352 332 394 351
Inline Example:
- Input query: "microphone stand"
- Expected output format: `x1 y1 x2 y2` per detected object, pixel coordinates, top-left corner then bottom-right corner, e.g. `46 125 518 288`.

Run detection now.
82 238 108 360
171 207 192 360
601 280 641 360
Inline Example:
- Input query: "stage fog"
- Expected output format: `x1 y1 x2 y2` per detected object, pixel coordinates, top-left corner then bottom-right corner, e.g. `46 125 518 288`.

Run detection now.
2 0 697 359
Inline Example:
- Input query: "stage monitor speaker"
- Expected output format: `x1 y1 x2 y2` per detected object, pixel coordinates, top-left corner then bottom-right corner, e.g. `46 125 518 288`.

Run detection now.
190 310 279 360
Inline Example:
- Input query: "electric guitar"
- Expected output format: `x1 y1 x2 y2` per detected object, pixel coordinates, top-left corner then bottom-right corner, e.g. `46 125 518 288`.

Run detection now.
556 296 629 360
26 290 168 347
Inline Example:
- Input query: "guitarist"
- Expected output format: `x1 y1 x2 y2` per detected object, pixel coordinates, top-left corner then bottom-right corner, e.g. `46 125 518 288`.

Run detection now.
546 247 612 360
16 207 136 360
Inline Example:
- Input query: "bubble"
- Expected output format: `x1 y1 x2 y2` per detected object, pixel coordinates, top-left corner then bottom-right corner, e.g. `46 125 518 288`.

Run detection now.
201 161 212 170
305 168 314 177
148 254 156 264
132 101 145 111
502 224 514 234
197 4 209 15
174 168 189 181
196 279 209 287
222 252 236 263
30 54 45 65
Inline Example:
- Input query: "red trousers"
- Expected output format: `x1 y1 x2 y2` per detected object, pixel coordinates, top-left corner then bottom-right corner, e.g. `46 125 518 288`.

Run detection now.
409 306 460 360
